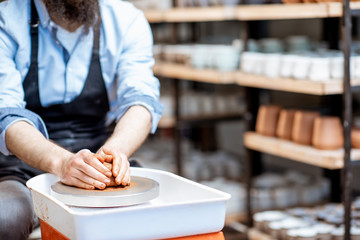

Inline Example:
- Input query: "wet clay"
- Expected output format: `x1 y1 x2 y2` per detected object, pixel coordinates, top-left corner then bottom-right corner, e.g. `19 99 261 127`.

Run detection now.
69 181 137 192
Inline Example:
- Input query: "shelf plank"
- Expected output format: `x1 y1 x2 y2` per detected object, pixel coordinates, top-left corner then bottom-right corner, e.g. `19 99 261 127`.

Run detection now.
244 132 360 169
248 228 274 240
157 113 243 128
328 2 360 17
236 72 344 95
166 6 237 22
144 10 165 23
145 6 237 23
225 213 247 224
153 63 360 94
153 62 236 84
236 3 329 20
158 116 176 128
145 3 360 23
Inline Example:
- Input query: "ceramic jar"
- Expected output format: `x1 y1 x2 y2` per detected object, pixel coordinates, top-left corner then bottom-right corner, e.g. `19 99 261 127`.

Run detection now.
256 105 282 137
352 128 360 149
312 116 344 150
280 218 309 240
276 109 296 140
290 227 318 240
269 221 283 239
241 52 263 74
253 211 288 233
314 223 334 240
292 55 311 80
280 54 297 78
291 110 320 145
263 53 282 78
308 57 331 81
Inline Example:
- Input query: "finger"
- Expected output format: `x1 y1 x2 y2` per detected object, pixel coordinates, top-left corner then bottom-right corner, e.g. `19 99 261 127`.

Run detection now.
112 152 121 178
85 152 112 178
103 162 113 171
115 156 129 185
103 154 113 163
92 153 105 163
61 170 101 190
75 172 107 190
63 179 95 190
121 167 131 186
97 148 114 163
79 158 111 185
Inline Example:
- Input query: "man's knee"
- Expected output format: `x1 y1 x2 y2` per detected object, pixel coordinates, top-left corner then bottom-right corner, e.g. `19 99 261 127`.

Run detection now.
0 181 36 240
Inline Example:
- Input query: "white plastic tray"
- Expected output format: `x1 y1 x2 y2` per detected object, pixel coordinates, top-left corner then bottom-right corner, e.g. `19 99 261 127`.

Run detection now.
27 167 231 240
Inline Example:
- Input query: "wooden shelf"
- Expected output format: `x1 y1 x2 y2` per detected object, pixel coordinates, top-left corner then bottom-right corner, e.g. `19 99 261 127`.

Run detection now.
158 113 243 128
248 228 274 240
145 6 237 23
235 72 353 95
225 213 247 224
145 3 360 23
153 62 236 84
244 131 360 169
158 116 176 128
154 63 360 94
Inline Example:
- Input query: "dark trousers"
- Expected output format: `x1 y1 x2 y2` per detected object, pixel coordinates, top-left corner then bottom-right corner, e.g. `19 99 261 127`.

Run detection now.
0 180 39 240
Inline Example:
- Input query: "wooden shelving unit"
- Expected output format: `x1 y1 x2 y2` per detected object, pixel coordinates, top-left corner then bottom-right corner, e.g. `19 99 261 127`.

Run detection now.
144 2 360 23
244 132 360 169
148 2 356 238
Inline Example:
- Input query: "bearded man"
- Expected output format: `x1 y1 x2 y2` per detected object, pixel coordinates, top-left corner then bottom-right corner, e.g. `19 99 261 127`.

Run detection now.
0 0 163 238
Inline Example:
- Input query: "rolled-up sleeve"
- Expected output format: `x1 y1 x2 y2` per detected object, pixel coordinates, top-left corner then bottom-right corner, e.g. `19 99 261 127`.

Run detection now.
0 108 49 155
114 11 163 134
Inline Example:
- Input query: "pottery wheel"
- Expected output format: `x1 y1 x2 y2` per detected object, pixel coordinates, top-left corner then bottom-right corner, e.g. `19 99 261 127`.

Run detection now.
50 176 159 207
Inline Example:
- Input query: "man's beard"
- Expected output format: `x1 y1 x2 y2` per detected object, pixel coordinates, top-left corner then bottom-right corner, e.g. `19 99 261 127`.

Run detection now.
43 0 98 32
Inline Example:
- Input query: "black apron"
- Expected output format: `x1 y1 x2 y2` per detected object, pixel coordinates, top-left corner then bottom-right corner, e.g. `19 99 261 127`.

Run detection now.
0 0 110 184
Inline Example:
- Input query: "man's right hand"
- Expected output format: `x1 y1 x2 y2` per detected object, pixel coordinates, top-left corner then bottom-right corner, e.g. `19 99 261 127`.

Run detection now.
58 149 113 190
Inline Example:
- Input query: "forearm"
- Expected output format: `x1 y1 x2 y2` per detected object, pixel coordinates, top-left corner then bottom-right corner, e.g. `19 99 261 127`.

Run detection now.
5 121 72 175
104 105 151 158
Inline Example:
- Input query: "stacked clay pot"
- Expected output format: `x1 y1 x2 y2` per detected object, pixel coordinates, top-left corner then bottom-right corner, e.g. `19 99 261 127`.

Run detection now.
255 105 344 150
276 109 296 140
352 128 360 149
256 105 282 137
312 116 344 150
291 110 319 145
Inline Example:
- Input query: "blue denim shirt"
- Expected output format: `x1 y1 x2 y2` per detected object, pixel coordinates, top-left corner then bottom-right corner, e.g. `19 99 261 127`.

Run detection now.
0 0 163 155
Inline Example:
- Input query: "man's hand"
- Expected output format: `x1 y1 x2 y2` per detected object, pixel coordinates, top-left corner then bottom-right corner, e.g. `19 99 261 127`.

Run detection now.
58 149 113 190
97 147 130 186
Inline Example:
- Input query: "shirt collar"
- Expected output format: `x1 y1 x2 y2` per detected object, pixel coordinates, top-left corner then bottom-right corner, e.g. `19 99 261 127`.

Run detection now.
32 0 88 42
33 0 52 30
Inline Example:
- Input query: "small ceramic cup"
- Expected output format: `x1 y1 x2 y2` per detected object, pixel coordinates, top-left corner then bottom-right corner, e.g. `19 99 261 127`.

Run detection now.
312 116 344 150
256 105 282 137
276 109 297 140
291 110 320 145
351 128 360 149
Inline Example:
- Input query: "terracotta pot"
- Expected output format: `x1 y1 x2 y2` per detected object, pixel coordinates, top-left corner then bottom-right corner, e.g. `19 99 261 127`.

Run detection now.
352 128 360 149
276 109 296 140
312 116 344 150
291 110 320 145
256 105 282 137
